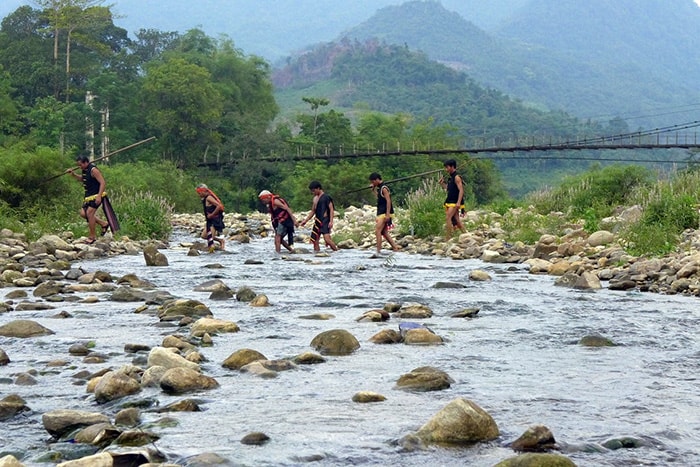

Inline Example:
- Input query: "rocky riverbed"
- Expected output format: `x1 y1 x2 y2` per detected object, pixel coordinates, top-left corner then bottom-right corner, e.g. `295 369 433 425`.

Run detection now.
1 205 699 466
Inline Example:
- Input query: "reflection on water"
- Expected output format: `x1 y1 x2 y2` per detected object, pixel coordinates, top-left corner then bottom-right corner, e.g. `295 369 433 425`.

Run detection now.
1 231 699 466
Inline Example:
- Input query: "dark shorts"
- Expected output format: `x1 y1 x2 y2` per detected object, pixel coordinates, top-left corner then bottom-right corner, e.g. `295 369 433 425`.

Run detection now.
82 200 100 210
311 218 331 242
275 219 294 239
207 216 225 234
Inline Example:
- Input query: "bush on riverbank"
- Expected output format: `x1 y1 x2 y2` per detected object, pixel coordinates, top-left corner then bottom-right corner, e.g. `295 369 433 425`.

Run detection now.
111 189 174 240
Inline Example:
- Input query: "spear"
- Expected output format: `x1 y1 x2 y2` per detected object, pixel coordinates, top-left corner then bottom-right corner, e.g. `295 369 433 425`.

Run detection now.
40 136 157 184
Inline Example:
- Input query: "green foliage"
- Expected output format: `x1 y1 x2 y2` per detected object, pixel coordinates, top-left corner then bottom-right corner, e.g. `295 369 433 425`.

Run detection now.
500 208 571 245
400 178 445 238
621 169 700 256
0 144 79 209
111 188 173 240
101 160 200 213
527 164 653 231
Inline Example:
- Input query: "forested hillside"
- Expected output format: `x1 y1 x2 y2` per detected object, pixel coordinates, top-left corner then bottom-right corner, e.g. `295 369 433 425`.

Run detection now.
341 0 700 128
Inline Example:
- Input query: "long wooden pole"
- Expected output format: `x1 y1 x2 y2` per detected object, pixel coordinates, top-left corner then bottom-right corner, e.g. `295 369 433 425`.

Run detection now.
40 136 156 184
343 167 446 195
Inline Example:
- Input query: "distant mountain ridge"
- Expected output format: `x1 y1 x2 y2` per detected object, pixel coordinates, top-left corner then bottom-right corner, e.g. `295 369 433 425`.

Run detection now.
337 0 700 127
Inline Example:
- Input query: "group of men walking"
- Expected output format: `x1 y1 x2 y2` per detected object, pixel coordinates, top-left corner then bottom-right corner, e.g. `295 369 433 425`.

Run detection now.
70 152 467 254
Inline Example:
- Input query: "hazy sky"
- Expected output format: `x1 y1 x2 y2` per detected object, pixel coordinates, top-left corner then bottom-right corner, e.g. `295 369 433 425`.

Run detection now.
3 0 700 22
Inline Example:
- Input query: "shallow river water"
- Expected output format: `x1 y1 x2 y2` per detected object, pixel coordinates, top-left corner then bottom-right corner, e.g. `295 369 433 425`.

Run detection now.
1 230 699 466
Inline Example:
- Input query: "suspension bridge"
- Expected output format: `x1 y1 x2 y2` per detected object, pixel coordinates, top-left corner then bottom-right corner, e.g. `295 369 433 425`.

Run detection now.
198 120 700 168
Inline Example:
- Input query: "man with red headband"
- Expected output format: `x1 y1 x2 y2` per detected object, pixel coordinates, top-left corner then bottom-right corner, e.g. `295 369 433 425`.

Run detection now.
196 184 225 252
259 189 298 253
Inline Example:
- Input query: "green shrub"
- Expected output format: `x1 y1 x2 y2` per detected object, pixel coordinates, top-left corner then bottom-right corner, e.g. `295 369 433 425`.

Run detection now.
111 189 173 240
528 164 653 218
103 161 200 213
400 178 445 238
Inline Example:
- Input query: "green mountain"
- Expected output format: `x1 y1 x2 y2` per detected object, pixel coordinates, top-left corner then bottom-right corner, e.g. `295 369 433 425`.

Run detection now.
338 0 700 128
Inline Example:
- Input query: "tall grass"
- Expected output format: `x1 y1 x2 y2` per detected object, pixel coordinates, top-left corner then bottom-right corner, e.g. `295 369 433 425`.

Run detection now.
111 188 174 240
400 178 446 238
620 169 700 256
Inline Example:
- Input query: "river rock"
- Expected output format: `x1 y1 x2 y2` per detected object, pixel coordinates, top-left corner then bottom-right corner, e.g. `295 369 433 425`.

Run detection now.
291 352 326 364
451 308 480 318
0 394 30 421
241 432 270 446
413 398 499 445
511 424 557 452
0 348 9 365
93 370 142 403
34 234 72 253
0 455 23 467
143 244 169 266
193 279 230 292
114 429 160 446
115 407 141 426
56 452 113 467
159 367 219 394
153 399 202 413
525 258 552 274
161 335 196 352
403 328 443 345
33 280 64 297
494 453 576 467
250 294 270 306
573 271 602 290
190 317 240 337
222 348 267 370
396 366 453 392
352 391 387 403
73 422 120 445
241 361 278 378
0 319 54 338
368 328 402 344
469 269 492 281
157 299 212 321
147 347 200 372
236 286 257 302
140 366 167 387
42 409 110 439
356 309 389 322
396 303 433 319
579 334 616 347
588 230 615 247
310 329 360 355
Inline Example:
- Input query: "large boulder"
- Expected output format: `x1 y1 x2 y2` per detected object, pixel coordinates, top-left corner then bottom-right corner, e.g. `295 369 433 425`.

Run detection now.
413 398 499 445
159 367 219 394
395 367 453 392
310 329 360 356
157 299 212 321
147 347 200 372
0 320 54 338
93 370 141 404
190 317 240 337
222 348 267 370
143 244 169 266
42 409 110 439
0 394 30 421
511 425 557 452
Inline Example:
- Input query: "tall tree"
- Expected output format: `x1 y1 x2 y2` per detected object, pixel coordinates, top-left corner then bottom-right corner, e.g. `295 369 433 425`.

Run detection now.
141 57 223 168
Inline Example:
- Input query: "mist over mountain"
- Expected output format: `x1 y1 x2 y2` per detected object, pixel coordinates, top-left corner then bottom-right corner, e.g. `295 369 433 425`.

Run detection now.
0 0 526 61
339 0 700 127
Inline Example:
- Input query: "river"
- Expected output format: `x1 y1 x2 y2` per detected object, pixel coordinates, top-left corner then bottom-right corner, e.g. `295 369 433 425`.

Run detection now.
1 230 699 466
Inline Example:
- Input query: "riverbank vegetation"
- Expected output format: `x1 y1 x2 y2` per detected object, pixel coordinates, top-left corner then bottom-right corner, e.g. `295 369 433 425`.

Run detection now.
0 2 698 253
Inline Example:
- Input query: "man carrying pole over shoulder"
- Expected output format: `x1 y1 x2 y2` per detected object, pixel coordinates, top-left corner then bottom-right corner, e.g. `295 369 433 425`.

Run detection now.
67 154 111 244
